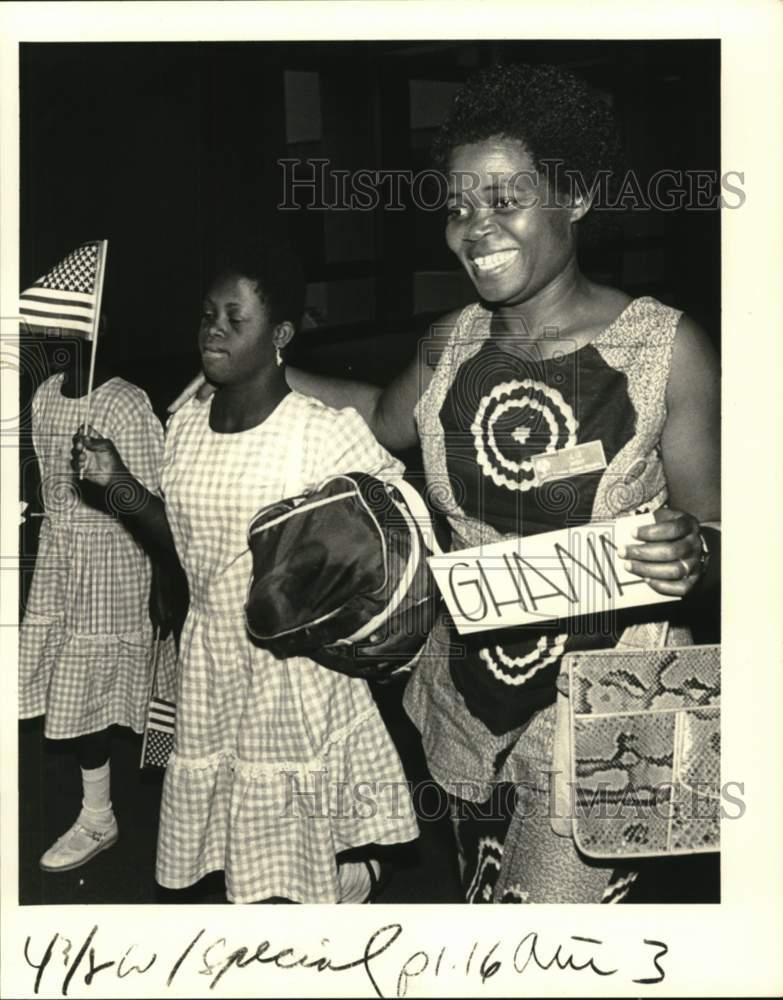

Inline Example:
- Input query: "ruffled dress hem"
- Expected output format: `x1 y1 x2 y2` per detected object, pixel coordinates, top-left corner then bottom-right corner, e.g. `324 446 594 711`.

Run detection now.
156 703 419 903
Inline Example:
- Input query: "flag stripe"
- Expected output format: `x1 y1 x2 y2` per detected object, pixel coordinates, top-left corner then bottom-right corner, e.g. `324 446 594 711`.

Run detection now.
21 292 96 309
20 309 94 327
20 315 94 336
150 699 175 712
20 305 94 322
27 284 97 300
149 710 176 723
148 720 176 733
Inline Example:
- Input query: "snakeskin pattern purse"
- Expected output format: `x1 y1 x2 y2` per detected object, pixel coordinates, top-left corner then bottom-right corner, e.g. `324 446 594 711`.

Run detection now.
558 643 720 858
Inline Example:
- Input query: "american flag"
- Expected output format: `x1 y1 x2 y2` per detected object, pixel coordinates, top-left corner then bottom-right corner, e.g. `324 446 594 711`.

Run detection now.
19 239 107 339
140 696 176 769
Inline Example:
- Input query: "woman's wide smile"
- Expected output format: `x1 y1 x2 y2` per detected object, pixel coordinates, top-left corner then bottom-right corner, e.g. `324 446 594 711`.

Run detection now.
469 247 520 275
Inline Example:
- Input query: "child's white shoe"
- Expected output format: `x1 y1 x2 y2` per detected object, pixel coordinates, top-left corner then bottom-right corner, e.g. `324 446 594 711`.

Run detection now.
40 814 118 872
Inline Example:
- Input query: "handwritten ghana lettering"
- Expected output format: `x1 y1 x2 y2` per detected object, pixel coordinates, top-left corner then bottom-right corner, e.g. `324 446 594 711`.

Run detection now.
446 530 645 623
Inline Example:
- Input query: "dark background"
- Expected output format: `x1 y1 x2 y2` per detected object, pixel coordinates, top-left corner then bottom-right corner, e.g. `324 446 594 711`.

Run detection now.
20 39 721 400
18 39 721 905
19 37 722 542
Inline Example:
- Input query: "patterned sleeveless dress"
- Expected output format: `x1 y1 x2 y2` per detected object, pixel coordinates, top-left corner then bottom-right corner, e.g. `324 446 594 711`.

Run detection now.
404 297 691 903
19 375 177 737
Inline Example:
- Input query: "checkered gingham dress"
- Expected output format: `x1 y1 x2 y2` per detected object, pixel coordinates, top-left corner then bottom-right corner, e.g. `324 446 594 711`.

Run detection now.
155 392 418 903
19 375 177 738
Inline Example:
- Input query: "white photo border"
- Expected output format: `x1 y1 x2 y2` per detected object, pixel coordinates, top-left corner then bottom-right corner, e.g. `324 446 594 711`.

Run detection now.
1 2 782 997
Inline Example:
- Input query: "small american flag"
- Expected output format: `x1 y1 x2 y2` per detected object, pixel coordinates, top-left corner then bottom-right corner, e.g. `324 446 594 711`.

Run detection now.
19 240 107 339
141 696 176 769
140 628 177 769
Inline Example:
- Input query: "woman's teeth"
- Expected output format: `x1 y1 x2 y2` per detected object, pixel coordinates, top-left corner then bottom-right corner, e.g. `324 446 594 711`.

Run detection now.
472 249 518 273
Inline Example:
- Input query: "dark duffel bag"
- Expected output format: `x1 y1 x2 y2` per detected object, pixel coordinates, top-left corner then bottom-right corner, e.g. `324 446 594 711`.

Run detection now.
245 473 439 679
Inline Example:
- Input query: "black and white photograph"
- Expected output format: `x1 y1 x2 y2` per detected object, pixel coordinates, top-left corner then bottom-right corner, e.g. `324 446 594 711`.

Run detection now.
1 2 781 997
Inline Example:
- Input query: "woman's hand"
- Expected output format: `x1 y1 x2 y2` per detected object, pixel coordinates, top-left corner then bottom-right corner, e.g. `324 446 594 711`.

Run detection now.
618 508 708 597
71 424 129 486
196 378 216 403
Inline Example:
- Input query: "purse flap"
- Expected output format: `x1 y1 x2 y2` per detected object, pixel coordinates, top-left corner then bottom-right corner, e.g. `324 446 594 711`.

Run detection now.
566 644 720 859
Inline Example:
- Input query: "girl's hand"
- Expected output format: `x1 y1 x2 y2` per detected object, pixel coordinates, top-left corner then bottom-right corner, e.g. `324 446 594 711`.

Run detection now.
71 424 129 486
618 508 707 597
196 378 217 403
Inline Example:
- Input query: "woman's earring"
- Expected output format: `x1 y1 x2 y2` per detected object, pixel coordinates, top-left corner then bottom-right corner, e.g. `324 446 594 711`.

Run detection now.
275 345 283 368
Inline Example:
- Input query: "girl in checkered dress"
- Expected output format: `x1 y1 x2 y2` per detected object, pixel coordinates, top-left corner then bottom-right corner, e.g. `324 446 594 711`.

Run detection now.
20 331 178 872
74 242 418 903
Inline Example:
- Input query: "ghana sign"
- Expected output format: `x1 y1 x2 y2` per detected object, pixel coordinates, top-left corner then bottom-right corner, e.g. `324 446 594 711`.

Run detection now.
428 513 677 634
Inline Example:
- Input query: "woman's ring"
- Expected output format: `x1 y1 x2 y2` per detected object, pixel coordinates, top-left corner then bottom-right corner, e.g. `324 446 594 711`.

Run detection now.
679 558 691 578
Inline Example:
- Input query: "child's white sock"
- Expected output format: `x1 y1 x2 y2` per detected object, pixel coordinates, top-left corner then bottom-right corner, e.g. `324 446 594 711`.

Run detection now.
337 859 381 903
79 760 115 829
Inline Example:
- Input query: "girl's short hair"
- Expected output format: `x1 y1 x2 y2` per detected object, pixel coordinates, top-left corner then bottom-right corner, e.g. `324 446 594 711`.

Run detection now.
213 235 305 329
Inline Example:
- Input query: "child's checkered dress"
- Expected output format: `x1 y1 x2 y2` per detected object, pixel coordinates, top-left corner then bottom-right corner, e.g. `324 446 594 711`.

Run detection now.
19 375 177 738
155 392 418 903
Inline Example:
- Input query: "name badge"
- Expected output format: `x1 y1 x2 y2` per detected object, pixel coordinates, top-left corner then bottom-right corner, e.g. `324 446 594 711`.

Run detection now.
531 440 607 483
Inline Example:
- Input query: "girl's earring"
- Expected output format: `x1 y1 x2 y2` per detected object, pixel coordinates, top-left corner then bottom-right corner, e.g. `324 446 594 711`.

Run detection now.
275 345 283 368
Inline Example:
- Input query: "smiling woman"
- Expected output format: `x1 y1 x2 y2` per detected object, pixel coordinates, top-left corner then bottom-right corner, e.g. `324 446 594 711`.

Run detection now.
445 139 585 311
284 61 720 904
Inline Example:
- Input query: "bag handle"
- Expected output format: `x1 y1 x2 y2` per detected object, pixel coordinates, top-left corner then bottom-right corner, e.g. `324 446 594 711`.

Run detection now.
337 488 422 645
388 477 443 557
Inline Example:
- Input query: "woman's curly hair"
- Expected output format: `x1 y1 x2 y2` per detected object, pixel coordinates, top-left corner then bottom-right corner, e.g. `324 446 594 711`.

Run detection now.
431 62 625 208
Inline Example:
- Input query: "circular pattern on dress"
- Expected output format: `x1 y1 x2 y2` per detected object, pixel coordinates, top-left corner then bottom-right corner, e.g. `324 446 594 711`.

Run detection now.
471 379 578 492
